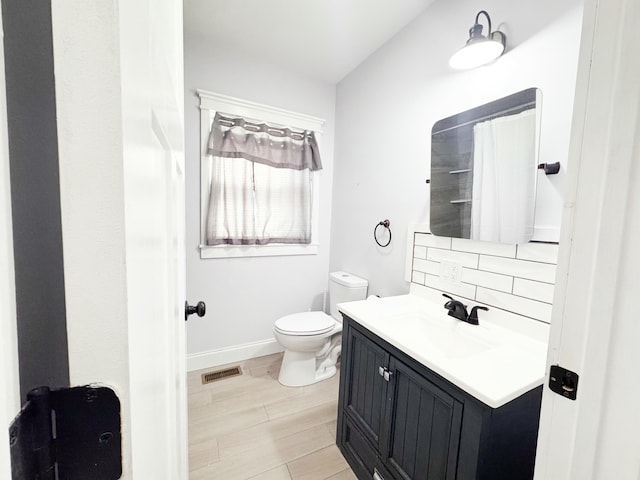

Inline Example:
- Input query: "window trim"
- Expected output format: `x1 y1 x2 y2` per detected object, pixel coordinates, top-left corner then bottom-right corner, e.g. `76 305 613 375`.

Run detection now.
197 90 325 259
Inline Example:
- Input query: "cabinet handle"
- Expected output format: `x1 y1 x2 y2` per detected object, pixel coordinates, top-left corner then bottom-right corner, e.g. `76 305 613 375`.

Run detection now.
373 468 385 480
378 366 385 377
383 370 392 382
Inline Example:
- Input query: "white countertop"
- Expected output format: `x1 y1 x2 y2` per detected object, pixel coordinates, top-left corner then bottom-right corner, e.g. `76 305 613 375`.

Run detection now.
338 293 549 408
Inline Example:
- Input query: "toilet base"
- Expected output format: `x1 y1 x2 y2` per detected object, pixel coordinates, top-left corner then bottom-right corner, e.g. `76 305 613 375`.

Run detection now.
278 348 339 387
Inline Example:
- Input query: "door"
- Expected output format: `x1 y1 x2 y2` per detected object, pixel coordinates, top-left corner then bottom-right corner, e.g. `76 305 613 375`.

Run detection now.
0 8 20 478
4 0 189 476
383 358 462 480
342 324 390 450
534 0 640 478
119 0 188 478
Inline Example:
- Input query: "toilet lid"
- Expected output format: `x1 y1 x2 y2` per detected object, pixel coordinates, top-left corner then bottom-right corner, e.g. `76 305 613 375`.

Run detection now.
274 311 335 336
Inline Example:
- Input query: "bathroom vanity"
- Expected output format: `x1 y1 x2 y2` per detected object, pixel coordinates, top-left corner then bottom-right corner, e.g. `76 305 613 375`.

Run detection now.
336 293 547 480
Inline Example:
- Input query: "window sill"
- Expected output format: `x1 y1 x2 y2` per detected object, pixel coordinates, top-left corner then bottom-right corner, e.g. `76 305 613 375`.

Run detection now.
200 243 319 259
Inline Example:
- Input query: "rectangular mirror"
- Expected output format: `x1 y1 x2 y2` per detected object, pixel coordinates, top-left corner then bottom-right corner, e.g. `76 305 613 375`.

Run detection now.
430 88 541 244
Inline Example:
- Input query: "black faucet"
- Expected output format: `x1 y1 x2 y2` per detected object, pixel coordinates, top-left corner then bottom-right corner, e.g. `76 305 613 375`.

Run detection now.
467 305 489 325
442 294 489 325
442 294 468 321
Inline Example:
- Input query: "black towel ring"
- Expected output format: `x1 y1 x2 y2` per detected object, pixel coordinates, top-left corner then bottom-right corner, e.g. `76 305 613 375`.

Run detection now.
374 219 392 247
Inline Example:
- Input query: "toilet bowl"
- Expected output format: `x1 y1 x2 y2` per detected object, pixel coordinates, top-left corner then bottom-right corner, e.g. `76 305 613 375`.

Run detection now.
273 271 368 387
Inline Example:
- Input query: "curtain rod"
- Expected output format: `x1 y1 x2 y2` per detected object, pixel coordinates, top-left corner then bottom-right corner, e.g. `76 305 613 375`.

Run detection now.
217 114 310 139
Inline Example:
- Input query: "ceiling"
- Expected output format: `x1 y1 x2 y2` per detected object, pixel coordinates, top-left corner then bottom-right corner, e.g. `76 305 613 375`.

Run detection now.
183 0 435 84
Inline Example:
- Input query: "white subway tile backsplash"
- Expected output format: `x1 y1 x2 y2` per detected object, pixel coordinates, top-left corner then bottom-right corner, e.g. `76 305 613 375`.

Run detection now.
513 278 554 304
413 245 427 259
414 233 452 249
413 258 440 276
412 270 426 285
478 255 556 283
516 242 559 264
451 238 517 258
410 229 558 326
462 268 513 293
427 248 479 268
476 287 553 323
423 273 477 299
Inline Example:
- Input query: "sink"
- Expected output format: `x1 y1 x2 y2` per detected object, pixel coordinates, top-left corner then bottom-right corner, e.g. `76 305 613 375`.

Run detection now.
387 311 499 359
337 293 550 407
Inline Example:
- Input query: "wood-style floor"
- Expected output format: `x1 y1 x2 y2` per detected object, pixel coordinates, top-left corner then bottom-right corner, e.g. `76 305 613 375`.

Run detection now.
188 353 356 480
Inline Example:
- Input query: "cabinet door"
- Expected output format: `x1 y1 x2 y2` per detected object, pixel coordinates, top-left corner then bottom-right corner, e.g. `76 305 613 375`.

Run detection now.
383 358 463 480
342 325 390 450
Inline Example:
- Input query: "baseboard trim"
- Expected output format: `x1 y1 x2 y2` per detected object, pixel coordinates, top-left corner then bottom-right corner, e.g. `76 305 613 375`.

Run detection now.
187 338 284 372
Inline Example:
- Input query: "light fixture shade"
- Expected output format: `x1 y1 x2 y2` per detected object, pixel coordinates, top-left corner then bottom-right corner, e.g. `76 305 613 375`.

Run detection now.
449 38 505 70
449 10 506 70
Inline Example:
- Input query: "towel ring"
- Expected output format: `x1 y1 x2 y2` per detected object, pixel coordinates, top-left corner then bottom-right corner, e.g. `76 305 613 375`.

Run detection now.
374 220 392 247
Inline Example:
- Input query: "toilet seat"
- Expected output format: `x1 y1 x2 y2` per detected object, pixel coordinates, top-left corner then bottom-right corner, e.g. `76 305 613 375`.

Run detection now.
274 311 335 336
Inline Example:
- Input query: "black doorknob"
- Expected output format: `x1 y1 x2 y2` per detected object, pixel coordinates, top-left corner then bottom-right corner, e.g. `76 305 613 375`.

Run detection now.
185 301 206 321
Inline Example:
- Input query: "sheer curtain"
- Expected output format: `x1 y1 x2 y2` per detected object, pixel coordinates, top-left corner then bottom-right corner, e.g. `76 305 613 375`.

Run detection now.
471 109 536 244
205 113 322 246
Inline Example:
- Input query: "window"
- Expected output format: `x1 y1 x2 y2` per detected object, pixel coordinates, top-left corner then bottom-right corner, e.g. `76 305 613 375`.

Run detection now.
198 91 325 258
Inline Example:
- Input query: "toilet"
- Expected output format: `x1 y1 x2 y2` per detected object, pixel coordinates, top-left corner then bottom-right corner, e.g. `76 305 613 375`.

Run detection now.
273 271 368 387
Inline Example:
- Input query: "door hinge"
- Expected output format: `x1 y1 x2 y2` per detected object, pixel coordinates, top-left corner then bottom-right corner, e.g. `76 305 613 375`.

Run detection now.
9 385 122 480
548 365 579 400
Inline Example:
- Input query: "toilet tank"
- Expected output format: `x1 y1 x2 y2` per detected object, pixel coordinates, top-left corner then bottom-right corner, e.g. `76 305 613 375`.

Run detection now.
329 271 368 321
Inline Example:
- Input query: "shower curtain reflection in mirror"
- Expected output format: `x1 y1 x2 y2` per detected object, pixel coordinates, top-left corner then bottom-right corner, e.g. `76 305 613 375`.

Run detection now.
471 109 536 244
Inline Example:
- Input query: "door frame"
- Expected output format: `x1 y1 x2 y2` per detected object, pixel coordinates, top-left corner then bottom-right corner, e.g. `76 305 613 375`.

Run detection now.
534 0 640 477
50 0 187 477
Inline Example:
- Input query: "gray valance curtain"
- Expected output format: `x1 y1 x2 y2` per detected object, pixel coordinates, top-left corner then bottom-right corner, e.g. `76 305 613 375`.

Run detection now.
204 112 322 246
206 113 322 171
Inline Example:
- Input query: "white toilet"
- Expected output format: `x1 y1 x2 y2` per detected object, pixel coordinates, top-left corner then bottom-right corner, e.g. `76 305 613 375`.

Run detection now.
273 271 368 387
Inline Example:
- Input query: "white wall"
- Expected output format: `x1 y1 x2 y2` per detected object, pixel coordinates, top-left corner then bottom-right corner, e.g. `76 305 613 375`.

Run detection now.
184 30 337 362
330 0 583 298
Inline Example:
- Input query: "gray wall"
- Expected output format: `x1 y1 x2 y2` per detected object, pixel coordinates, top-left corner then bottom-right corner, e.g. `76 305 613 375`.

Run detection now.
183 29 336 359
330 0 583 298
2 0 69 399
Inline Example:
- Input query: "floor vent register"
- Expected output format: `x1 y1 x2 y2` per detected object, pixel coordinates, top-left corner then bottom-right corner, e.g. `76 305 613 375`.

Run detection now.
201 366 242 385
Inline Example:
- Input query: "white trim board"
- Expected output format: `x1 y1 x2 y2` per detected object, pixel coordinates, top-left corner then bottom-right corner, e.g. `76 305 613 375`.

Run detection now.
187 338 284 372
200 242 319 259
196 89 325 132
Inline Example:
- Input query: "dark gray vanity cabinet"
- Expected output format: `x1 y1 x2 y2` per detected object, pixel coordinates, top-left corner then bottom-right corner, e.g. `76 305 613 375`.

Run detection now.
337 315 543 480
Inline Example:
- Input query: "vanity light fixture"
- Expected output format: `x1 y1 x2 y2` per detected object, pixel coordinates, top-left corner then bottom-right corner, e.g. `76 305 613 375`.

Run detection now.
449 10 506 70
